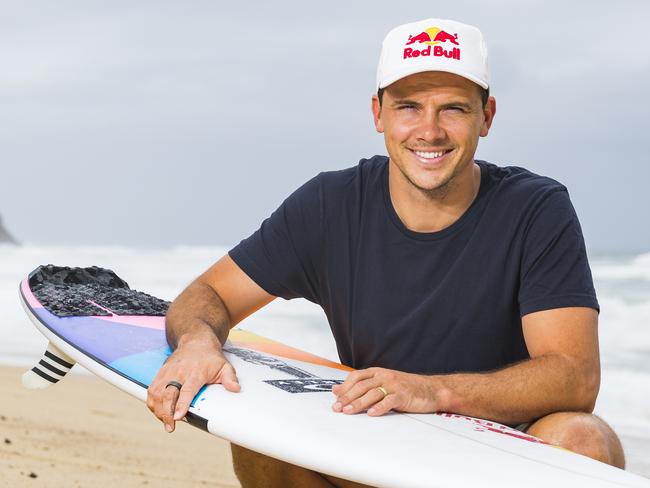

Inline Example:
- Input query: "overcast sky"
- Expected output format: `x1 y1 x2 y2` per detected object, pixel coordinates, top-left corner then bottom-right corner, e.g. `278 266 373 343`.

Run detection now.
1 0 648 253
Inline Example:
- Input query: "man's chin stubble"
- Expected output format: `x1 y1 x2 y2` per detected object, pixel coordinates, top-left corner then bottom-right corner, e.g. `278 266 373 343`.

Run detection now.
407 174 454 200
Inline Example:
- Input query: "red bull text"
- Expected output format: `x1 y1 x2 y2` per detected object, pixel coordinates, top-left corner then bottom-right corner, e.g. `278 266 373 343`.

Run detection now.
403 45 460 60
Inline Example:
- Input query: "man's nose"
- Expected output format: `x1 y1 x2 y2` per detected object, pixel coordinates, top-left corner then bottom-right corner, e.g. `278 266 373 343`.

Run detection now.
417 111 446 142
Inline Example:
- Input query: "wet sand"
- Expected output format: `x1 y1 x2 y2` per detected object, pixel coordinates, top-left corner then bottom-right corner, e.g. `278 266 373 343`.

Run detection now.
0 366 240 487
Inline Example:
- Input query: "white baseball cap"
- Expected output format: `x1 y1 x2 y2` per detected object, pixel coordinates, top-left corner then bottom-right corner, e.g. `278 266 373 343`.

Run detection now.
376 18 490 91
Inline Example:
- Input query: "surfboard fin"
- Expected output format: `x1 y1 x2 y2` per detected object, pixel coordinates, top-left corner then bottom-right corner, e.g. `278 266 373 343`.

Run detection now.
22 342 76 390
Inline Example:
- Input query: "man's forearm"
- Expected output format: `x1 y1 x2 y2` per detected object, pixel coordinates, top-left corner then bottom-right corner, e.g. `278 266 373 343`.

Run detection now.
165 280 232 350
438 353 600 425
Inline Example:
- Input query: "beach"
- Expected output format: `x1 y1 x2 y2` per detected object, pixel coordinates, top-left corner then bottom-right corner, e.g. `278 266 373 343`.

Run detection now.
0 365 240 488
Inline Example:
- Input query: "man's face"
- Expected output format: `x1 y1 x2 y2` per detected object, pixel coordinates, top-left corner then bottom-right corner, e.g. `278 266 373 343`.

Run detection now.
372 71 496 195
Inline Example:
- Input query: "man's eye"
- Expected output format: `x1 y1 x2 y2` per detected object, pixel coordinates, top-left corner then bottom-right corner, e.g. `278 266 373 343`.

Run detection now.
447 106 467 113
398 105 417 111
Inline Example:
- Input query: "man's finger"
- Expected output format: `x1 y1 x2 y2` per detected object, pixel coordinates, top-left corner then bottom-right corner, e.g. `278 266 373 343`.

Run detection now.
336 369 375 397
162 382 182 432
219 362 241 393
147 376 167 415
171 376 204 421
146 389 156 413
336 378 377 409
332 370 375 412
341 385 387 414
367 394 398 417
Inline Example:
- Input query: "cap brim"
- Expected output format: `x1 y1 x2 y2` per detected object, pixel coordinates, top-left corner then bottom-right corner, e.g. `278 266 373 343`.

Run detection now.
378 66 489 91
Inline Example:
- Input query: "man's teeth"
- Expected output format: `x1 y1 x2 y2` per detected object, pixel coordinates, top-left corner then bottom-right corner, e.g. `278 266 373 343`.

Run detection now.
414 150 446 159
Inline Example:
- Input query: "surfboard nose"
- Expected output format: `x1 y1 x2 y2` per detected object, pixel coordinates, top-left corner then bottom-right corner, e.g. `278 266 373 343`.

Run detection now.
22 342 76 389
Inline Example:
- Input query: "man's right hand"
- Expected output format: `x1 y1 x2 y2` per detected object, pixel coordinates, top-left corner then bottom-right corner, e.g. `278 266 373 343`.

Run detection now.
146 254 275 433
146 334 241 433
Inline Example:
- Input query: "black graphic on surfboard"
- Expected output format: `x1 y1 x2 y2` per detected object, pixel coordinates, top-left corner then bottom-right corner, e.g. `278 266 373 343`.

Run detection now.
264 378 344 393
224 346 317 379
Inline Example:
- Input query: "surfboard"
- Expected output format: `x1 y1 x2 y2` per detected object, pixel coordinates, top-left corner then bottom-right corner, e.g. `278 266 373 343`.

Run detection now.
19 265 650 488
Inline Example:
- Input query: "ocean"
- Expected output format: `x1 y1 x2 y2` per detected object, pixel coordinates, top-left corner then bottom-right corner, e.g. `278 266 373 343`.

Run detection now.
1 244 648 476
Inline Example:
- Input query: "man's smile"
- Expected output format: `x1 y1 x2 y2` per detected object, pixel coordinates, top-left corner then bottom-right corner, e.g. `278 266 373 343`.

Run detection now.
408 148 454 165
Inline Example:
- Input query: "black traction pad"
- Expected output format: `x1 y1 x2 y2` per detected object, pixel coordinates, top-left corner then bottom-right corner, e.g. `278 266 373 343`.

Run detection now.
28 265 170 317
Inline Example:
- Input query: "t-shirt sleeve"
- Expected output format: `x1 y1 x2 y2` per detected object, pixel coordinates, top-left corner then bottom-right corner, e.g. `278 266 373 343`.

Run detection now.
518 188 599 316
228 174 324 303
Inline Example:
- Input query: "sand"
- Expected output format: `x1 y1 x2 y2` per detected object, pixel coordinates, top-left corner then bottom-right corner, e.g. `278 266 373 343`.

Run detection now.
0 366 240 488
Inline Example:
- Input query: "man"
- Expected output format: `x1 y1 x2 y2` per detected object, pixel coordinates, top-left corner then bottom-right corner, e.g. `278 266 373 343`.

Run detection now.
147 18 625 486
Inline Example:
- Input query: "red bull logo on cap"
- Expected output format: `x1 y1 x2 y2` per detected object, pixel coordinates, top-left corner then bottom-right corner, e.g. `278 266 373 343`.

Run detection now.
403 26 460 60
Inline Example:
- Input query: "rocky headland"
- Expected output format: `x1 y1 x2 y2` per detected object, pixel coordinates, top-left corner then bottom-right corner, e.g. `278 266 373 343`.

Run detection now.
0 214 18 244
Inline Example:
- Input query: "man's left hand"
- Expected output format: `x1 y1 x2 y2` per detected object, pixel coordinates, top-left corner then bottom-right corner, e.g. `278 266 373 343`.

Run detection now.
331 367 447 416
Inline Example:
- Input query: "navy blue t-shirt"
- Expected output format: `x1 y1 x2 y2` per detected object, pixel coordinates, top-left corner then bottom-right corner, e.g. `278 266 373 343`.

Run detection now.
229 156 599 374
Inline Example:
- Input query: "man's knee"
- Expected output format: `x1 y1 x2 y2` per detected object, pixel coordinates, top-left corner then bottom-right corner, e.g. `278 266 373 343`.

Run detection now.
526 412 625 469
231 444 374 488
231 444 338 488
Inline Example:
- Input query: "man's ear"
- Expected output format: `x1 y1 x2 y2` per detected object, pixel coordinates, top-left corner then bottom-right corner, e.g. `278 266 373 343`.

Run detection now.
371 95 384 133
480 96 496 137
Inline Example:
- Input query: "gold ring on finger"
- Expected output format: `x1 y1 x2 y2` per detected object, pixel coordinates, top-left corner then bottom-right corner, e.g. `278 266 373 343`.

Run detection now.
376 386 388 398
